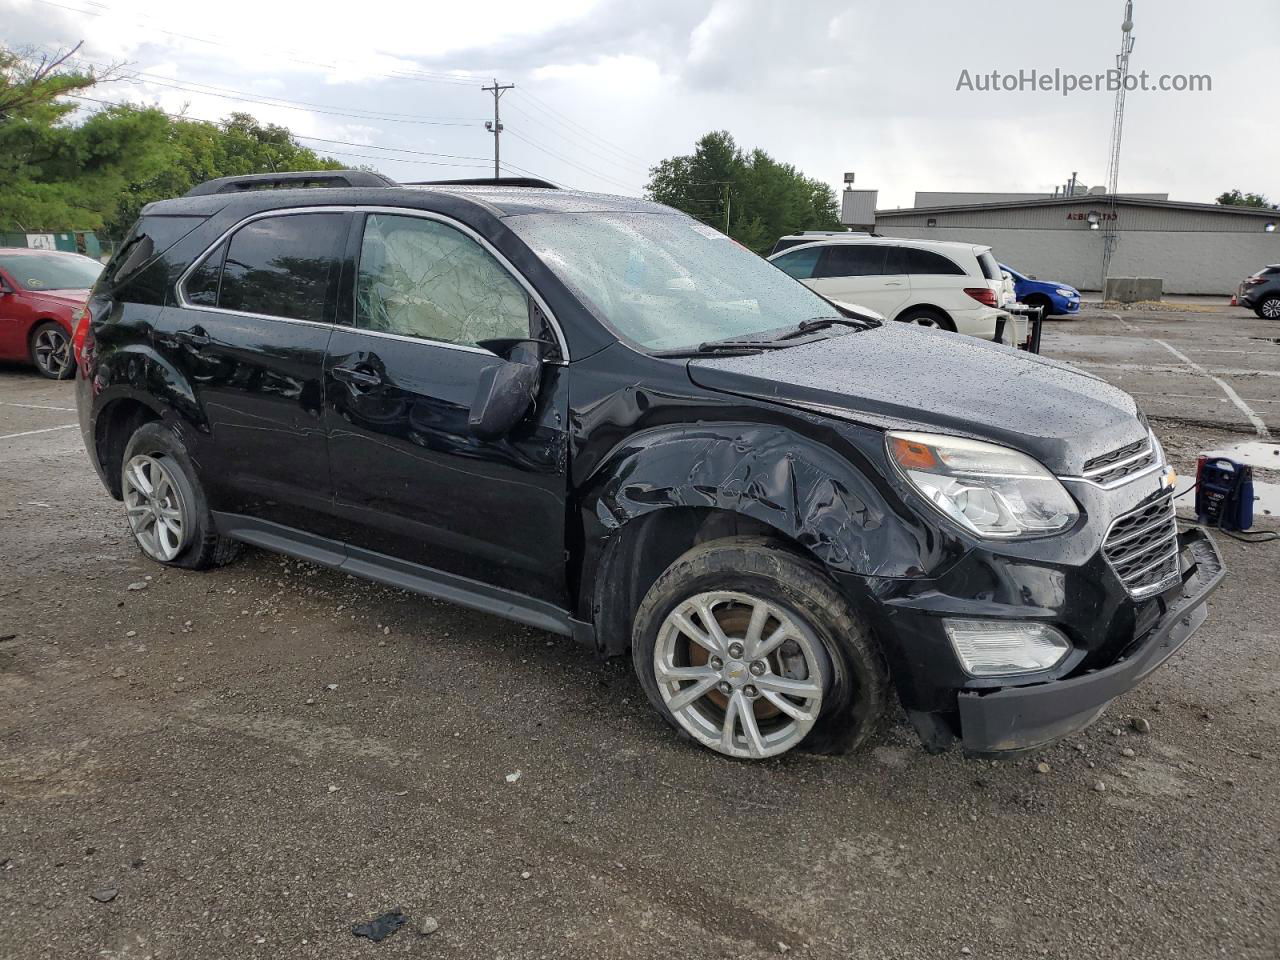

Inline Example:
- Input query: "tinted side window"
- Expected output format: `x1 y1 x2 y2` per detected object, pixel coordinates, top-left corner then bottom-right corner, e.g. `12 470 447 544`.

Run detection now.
218 213 345 323
355 213 529 346
772 247 822 280
904 248 966 276
816 245 886 278
185 241 225 306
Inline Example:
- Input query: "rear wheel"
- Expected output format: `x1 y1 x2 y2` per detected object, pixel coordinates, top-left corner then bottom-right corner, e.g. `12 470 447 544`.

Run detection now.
632 537 888 760
1257 296 1280 320
121 422 240 570
896 307 955 332
29 321 74 379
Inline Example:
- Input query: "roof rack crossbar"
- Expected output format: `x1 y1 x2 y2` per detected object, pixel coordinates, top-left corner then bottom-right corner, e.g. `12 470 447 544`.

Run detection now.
405 177 559 190
183 170 397 197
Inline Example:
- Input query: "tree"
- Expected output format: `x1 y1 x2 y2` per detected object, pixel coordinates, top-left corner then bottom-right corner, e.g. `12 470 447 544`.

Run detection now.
1 42 346 238
1216 189 1276 209
646 131 841 254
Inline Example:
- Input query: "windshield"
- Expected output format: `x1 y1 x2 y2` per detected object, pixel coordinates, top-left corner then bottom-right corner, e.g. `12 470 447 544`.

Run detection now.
0 252 103 291
507 212 841 351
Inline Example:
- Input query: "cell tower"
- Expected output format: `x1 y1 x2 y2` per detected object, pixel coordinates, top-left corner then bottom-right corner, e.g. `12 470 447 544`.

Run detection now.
1101 0 1136 282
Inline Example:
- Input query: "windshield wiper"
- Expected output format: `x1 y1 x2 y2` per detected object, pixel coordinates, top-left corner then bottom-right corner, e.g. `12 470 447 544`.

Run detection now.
781 315 881 338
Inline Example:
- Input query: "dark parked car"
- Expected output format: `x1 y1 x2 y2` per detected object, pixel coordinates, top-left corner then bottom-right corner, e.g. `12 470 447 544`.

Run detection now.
0 247 103 378
75 171 1224 760
1237 264 1280 319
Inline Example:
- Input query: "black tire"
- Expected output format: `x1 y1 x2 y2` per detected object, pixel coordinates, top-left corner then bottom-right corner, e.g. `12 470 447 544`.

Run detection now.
1257 296 1280 320
29 320 75 380
896 307 955 332
631 536 889 758
120 421 240 570
1024 294 1056 319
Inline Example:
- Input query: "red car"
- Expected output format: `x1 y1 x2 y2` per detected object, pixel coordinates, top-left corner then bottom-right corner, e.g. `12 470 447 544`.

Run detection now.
0 248 104 379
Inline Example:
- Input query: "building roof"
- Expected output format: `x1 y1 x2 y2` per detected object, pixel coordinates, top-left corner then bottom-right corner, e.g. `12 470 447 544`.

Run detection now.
877 194 1279 219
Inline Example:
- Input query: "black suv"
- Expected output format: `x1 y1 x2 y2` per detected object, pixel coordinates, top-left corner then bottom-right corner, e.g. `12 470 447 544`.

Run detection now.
75 171 1224 759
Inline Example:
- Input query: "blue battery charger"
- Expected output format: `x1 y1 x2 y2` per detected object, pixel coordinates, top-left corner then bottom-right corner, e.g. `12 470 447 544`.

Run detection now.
1194 457 1254 532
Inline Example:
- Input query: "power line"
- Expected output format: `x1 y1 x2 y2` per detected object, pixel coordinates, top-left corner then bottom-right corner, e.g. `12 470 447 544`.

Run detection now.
503 128 641 194
66 94 508 174
38 50 487 127
503 100 649 176
516 89 650 167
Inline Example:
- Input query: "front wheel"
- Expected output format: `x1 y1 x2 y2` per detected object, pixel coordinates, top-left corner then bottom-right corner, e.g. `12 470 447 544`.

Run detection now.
631 537 888 760
29 321 75 379
1257 296 1280 320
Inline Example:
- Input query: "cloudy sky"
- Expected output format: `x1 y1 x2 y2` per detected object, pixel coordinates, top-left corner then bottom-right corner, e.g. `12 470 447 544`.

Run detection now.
4 0 1276 209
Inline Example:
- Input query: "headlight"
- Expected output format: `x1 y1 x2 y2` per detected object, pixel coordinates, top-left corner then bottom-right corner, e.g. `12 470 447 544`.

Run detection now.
1055 288 1076 298
886 431 1080 539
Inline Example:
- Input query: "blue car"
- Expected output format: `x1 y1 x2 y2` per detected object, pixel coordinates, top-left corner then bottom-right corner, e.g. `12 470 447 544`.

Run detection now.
1000 263 1081 317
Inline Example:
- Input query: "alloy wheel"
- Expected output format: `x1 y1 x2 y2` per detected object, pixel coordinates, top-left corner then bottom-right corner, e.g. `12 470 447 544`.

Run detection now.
32 327 72 377
1262 298 1280 319
123 454 189 562
653 591 829 759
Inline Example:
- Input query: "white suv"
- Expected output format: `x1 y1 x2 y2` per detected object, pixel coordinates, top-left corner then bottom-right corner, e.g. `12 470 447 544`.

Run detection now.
768 236 1014 341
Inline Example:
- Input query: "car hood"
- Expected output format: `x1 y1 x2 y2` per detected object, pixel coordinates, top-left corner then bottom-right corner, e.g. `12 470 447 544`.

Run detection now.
686 322 1147 474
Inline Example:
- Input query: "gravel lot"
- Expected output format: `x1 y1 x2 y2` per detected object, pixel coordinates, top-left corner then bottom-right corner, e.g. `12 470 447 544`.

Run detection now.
1 305 1277 960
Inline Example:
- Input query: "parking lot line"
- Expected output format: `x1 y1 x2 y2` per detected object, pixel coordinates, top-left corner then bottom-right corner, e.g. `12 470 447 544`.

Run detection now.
1155 340 1271 438
0 401 76 412
0 424 79 442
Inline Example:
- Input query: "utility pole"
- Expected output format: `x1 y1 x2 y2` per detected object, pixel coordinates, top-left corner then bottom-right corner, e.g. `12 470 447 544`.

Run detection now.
723 183 731 234
1102 0 1135 284
481 79 514 179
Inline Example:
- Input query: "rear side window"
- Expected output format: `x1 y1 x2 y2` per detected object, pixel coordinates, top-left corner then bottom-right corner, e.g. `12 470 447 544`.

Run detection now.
771 247 822 280
815 245 886 278
354 213 529 347
190 213 346 323
976 251 1002 281
184 241 225 306
106 215 206 289
903 248 966 276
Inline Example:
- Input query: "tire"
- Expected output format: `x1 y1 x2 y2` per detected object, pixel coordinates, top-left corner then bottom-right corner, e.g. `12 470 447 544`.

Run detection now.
120 421 240 570
631 536 889 760
1257 296 1280 320
29 321 75 380
896 307 955 332
1024 295 1056 319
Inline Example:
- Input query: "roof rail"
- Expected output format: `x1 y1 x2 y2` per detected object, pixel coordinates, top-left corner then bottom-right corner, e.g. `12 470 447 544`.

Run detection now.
406 177 560 190
183 170 397 197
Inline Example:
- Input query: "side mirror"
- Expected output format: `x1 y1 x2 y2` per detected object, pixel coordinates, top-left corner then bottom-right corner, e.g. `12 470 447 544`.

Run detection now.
468 339 546 440
0 280 12 295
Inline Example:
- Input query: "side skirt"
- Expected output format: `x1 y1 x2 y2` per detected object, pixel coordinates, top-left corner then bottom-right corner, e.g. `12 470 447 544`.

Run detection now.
212 512 595 644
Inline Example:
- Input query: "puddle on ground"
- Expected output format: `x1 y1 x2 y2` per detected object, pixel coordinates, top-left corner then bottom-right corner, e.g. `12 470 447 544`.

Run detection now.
1199 441 1280 517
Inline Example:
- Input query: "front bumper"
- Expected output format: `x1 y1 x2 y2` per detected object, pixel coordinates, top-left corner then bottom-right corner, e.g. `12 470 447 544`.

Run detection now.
956 528 1224 755
1054 295 1081 314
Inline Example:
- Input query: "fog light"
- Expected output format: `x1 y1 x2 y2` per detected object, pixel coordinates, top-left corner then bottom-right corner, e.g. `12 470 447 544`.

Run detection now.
943 620 1071 677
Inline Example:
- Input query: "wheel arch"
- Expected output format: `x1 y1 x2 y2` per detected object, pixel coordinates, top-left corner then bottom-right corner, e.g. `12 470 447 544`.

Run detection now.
94 395 164 499
573 422 930 657
891 303 954 326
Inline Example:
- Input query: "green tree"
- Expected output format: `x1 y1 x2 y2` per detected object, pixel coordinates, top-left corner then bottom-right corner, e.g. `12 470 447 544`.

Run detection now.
1 42 346 239
646 131 841 254
1216 188 1276 209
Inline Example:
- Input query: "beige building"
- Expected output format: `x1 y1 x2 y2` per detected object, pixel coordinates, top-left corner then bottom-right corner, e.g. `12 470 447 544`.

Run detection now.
844 192 1279 295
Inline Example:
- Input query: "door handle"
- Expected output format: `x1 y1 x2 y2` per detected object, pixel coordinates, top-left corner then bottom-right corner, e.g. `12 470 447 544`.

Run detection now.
885 281 904 286
174 327 211 347
332 362 383 389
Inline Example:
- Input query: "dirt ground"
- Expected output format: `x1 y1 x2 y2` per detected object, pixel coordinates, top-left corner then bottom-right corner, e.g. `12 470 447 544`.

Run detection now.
1 305 1278 960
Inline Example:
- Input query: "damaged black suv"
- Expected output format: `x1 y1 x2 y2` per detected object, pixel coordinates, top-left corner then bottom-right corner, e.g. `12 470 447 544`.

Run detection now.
75 171 1224 759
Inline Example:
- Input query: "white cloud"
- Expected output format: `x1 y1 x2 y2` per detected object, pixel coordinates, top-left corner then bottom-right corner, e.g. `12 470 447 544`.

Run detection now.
0 0 1275 206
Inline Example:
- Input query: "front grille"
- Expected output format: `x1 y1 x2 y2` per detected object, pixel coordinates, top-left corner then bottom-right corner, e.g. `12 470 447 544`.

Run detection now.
1082 437 1157 486
1103 492 1180 597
